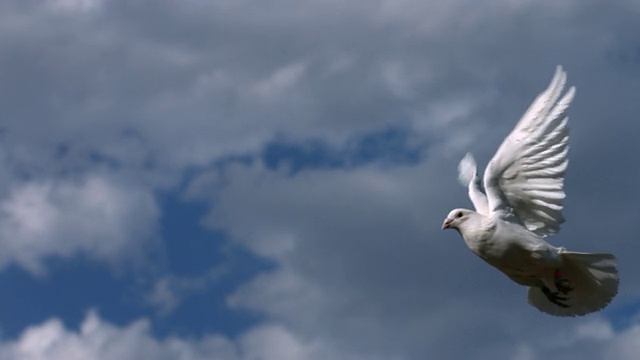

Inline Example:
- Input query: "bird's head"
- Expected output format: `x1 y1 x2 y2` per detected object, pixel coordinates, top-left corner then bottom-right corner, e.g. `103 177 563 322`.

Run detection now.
441 208 474 231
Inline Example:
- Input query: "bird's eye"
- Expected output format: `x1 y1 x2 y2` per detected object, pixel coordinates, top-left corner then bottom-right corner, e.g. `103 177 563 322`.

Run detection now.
456 212 463 218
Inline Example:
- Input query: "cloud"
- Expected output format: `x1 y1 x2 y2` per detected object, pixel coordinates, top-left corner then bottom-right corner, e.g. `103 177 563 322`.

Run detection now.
0 311 235 360
606 325 640 360
251 61 309 102
507 317 640 360
0 311 383 360
4 311 640 360
47 0 103 15
0 175 159 275
0 0 640 359
198 159 527 358
145 266 228 316
0 0 638 171
196 108 640 358
0 0 514 170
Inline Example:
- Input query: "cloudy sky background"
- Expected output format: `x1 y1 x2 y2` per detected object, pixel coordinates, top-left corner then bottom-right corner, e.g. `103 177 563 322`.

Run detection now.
0 0 639 359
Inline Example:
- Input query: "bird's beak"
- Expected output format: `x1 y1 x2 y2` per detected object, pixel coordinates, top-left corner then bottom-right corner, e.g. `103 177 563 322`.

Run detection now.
442 218 452 230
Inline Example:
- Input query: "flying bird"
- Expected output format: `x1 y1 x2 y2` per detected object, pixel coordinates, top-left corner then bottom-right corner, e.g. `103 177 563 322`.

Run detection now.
442 66 618 316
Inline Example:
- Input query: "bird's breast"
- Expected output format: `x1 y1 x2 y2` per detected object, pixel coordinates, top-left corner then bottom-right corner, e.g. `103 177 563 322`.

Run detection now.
466 222 554 281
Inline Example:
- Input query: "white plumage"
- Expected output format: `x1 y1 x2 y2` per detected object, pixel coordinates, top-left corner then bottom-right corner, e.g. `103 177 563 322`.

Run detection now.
442 66 618 316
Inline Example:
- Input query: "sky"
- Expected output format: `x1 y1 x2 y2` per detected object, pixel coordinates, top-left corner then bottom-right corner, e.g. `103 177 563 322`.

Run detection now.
0 0 639 359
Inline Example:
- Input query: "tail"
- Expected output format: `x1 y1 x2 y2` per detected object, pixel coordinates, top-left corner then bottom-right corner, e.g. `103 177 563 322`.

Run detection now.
527 251 619 316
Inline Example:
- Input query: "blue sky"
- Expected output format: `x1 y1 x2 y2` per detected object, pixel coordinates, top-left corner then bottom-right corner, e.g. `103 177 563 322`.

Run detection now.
0 0 640 359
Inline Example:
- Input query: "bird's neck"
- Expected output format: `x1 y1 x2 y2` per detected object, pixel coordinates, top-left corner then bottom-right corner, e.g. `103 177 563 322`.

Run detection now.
459 215 496 251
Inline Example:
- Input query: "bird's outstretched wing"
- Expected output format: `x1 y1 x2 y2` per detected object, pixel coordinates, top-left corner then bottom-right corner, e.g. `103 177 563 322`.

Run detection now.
483 66 575 237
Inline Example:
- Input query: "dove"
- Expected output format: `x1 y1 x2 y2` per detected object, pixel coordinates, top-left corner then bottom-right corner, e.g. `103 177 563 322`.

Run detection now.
442 66 618 316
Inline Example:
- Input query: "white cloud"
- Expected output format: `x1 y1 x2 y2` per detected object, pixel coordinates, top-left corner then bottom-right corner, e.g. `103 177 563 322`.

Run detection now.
252 61 309 101
505 317 640 360
0 311 234 360
511 345 536 360
145 266 228 316
238 325 318 360
0 175 159 275
0 311 382 360
574 319 616 341
6 309 640 360
606 325 640 360
47 0 103 15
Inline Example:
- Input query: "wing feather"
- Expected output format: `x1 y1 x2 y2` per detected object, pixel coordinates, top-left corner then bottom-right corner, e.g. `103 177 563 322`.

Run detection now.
483 66 575 236
457 153 489 215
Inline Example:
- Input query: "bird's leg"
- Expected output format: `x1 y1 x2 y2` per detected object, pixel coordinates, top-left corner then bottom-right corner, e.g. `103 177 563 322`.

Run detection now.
553 269 574 295
541 285 570 308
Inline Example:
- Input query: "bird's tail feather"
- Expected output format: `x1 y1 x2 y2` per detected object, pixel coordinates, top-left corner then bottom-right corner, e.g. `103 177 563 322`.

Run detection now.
527 251 619 316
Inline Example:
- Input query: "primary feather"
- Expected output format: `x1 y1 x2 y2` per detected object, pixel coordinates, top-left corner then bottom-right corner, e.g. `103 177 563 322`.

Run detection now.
442 66 619 317
485 65 574 236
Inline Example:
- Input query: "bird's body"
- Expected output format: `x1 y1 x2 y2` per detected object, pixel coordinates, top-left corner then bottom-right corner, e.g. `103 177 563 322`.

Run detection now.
452 210 561 287
442 67 618 316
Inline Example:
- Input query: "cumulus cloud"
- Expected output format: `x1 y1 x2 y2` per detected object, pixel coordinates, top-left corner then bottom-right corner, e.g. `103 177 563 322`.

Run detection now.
0 311 382 360
0 175 159 275
3 311 640 360
507 317 640 360
0 311 235 360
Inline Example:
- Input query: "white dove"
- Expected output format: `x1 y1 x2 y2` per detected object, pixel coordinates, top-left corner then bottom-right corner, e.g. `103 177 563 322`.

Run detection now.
442 66 619 316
